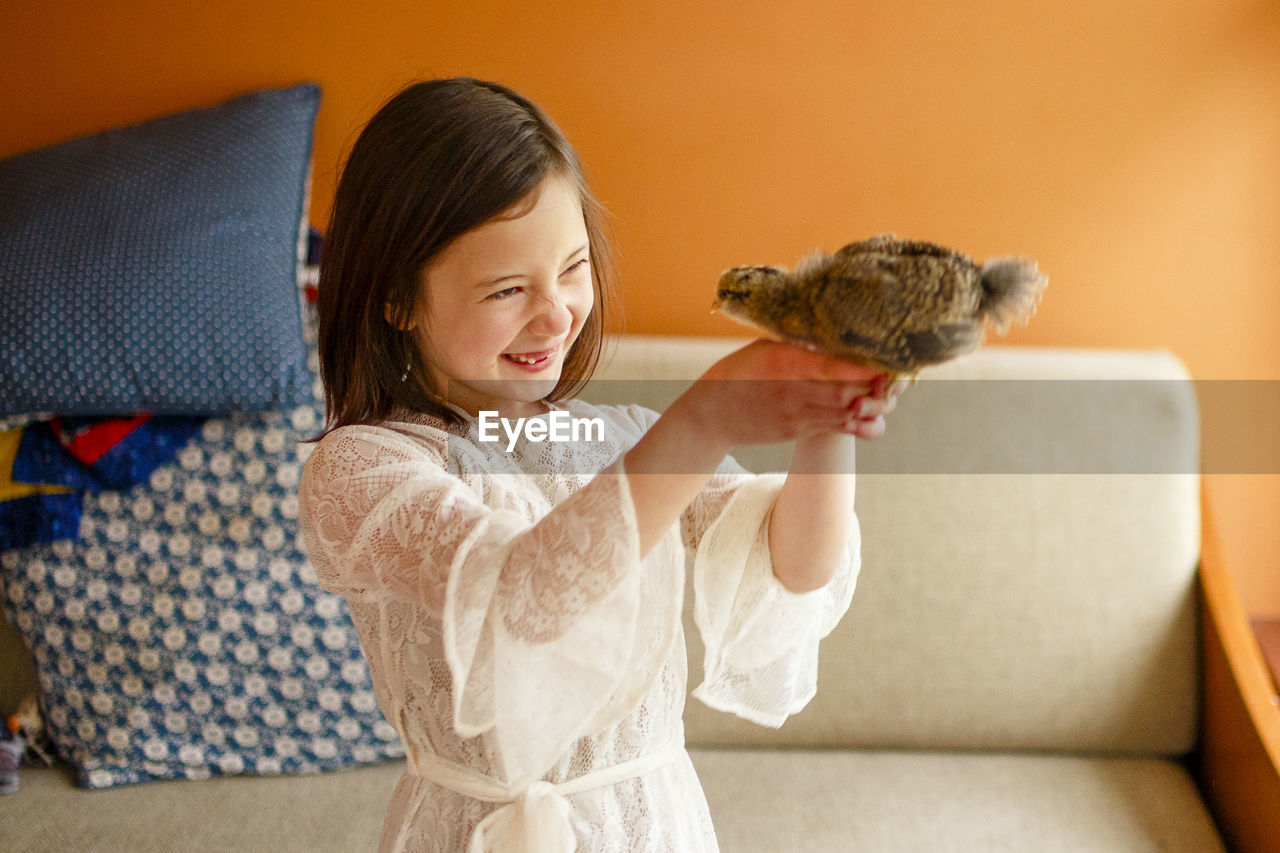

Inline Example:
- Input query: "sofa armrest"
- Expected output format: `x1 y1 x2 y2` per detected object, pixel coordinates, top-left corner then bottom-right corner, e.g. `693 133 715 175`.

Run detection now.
1196 484 1280 853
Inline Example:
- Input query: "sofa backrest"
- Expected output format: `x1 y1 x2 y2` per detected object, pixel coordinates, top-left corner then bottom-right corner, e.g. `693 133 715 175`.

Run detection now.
1 338 1202 760
586 337 1201 758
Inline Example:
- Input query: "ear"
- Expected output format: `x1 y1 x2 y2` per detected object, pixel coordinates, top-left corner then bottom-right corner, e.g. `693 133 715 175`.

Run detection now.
384 302 417 332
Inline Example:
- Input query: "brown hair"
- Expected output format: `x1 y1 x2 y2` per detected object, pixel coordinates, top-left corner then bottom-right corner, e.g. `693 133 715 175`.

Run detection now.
315 77 619 436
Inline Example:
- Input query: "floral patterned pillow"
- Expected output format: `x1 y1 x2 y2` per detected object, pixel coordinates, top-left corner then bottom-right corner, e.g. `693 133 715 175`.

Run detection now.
0 304 404 788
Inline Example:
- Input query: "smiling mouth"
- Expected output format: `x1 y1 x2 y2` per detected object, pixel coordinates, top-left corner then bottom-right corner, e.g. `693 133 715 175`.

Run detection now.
502 347 558 367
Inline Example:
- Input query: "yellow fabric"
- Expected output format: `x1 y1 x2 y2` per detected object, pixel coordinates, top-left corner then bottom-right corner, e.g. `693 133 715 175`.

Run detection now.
0 428 73 501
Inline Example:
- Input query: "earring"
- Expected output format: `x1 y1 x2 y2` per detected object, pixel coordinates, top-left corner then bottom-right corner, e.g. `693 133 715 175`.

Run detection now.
400 361 411 382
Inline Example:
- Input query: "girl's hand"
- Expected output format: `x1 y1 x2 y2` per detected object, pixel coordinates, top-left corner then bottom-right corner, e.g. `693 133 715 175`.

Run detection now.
623 340 905 561
842 375 904 440
676 339 903 448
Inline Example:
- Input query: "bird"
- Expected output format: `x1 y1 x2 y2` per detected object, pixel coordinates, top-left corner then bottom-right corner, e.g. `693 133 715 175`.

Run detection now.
711 233 1048 381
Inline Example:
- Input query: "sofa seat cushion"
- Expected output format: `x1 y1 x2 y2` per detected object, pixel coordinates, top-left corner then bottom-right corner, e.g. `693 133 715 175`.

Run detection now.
0 761 403 851
5 750 1225 850
689 747 1224 852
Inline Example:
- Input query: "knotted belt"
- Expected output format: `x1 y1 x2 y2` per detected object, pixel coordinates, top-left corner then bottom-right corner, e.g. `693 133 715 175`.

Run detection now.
404 739 686 853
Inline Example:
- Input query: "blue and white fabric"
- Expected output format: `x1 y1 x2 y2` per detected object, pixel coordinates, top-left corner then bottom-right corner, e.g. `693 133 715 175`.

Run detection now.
0 302 405 788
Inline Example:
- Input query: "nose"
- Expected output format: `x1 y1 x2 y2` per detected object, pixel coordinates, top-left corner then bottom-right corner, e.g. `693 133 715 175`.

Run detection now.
528 288 573 338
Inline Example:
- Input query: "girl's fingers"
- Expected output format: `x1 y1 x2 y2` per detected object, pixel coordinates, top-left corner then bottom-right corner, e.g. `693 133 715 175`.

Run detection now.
843 414 886 439
785 380 875 411
847 394 896 418
799 402 865 429
758 341 883 383
818 357 884 383
838 382 876 408
867 376 912 400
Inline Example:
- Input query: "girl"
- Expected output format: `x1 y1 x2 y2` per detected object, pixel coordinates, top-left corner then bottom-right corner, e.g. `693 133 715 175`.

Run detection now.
298 77 899 852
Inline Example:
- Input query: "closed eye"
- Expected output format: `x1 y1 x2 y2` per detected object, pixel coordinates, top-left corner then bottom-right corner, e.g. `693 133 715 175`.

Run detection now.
485 257 587 301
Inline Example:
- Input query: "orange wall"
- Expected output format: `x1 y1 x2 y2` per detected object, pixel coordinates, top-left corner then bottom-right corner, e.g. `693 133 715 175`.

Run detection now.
3 0 1278 612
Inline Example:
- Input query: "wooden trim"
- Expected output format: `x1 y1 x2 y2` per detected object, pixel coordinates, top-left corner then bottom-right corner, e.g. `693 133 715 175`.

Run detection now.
1196 485 1280 852
1252 619 1280 695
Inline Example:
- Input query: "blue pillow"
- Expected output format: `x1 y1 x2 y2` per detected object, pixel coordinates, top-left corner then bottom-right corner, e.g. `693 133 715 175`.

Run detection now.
0 84 320 417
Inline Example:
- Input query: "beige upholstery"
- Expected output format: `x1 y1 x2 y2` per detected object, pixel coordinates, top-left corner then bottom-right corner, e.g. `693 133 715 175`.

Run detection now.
8 762 402 851
689 748 1223 852
0 338 1223 850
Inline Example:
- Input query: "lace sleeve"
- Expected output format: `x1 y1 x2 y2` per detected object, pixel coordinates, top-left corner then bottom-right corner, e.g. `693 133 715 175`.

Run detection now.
297 422 681 788
298 425 455 612
681 456 861 728
603 407 860 725
299 425 638 638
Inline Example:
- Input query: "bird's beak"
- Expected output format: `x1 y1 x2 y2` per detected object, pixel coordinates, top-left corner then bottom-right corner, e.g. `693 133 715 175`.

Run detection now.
709 298 721 314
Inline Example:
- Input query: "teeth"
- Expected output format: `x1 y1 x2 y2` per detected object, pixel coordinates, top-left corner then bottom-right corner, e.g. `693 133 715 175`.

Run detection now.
505 353 546 364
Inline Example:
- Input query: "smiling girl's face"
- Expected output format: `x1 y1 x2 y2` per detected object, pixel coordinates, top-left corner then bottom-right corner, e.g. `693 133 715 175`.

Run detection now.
407 172 594 419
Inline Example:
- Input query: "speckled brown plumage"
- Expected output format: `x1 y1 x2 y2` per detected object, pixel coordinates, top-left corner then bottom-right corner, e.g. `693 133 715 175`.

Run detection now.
712 233 1048 379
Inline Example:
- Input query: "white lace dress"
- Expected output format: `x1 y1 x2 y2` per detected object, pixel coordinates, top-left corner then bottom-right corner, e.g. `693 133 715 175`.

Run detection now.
297 398 859 852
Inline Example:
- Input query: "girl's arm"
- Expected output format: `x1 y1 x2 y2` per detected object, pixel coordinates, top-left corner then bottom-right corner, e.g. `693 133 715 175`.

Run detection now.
769 383 897 591
768 433 857 593
622 340 896 570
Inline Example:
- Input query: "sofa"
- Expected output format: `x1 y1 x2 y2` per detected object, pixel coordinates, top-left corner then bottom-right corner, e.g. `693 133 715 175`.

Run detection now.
3 335 1279 851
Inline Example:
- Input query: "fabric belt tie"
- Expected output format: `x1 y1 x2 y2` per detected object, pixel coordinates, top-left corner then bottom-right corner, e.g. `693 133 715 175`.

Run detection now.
405 740 685 853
